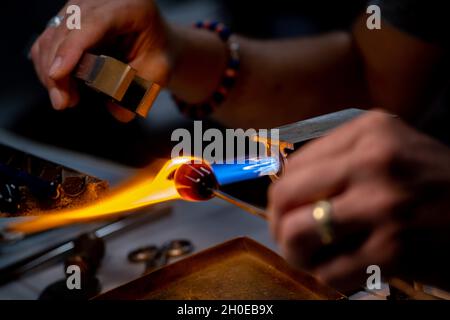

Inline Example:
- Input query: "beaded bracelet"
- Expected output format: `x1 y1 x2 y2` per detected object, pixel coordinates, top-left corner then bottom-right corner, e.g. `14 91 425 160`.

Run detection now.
173 21 240 119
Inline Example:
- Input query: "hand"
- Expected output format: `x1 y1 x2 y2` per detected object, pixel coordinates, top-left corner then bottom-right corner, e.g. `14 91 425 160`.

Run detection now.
268 111 450 292
30 0 172 122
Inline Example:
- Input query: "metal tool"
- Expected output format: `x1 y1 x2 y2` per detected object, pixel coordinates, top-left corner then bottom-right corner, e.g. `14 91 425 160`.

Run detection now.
128 245 159 263
75 53 161 118
254 108 367 157
38 233 105 300
128 239 194 275
212 189 268 219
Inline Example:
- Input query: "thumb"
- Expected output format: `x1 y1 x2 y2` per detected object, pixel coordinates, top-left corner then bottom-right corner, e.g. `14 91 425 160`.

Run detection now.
106 101 136 123
49 21 109 81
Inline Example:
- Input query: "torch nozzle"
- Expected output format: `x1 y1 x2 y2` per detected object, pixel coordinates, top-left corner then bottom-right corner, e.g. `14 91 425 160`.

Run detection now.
173 160 269 219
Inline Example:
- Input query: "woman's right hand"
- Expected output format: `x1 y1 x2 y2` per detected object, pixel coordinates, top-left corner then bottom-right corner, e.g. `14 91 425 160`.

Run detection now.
30 0 174 122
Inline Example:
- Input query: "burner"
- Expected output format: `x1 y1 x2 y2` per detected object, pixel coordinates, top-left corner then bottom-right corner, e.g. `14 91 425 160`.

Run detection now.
0 143 108 217
0 182 21 213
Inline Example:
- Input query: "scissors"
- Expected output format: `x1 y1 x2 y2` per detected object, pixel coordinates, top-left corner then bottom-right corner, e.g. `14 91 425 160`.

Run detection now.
127 239 194 274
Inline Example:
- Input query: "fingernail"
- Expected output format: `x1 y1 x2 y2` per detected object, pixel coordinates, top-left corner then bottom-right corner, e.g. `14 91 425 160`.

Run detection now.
49 88 64 110
49 57 62 78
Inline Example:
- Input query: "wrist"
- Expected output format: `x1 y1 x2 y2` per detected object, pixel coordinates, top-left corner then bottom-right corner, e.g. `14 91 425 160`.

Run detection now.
166 24 228 103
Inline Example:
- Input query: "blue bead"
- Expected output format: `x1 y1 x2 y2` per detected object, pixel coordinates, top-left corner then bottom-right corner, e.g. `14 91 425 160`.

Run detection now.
213 92 225 104
228 58 240 69
200 103 213 115
209 21 218 31
219 28 231 41
222 77 236 88
188 106 199 119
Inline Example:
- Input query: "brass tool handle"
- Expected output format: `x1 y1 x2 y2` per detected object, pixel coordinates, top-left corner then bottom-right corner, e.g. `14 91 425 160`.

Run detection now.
75 53 161 118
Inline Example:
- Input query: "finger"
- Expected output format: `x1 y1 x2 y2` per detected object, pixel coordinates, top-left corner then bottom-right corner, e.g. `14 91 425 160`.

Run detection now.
66 77 80 108
45 41 75 110
106 101 136 123
33 5 78 108
268 154 350 237
285 111 387 172
276 189 373 268
38 28 75 109
313 227 398 293
277 204 321 269
34 28 57 87
45 1 80 77
269 113 396 237
314 250 368 293
48 81 69 110
40 26 70 83
48 76 80 110
48 17 110 81
44 15 111 109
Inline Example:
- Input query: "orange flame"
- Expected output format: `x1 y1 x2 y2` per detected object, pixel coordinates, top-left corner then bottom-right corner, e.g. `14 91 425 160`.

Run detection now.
8 157 198 235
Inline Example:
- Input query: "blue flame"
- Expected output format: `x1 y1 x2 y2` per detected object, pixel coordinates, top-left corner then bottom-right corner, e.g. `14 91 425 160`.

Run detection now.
211 157 280 186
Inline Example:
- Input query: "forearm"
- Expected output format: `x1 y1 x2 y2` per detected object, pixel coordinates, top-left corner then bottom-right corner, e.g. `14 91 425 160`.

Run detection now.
168 27 370 128
352 16 445 122
167 14 446 128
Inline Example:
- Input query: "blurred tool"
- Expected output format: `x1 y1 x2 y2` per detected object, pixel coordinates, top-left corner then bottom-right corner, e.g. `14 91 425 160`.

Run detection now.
39 232 105 300
0 182 21 214
75 53 161 118
65 232 105 279
0 162 59 201
0 205 171 285
128 239 194 275
0 143 108 217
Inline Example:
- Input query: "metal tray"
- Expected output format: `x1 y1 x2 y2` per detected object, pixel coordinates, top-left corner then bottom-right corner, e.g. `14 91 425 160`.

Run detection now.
97 237 344 300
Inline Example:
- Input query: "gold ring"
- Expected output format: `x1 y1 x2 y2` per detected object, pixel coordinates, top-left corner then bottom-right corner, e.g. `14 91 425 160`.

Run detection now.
312 200 334 245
